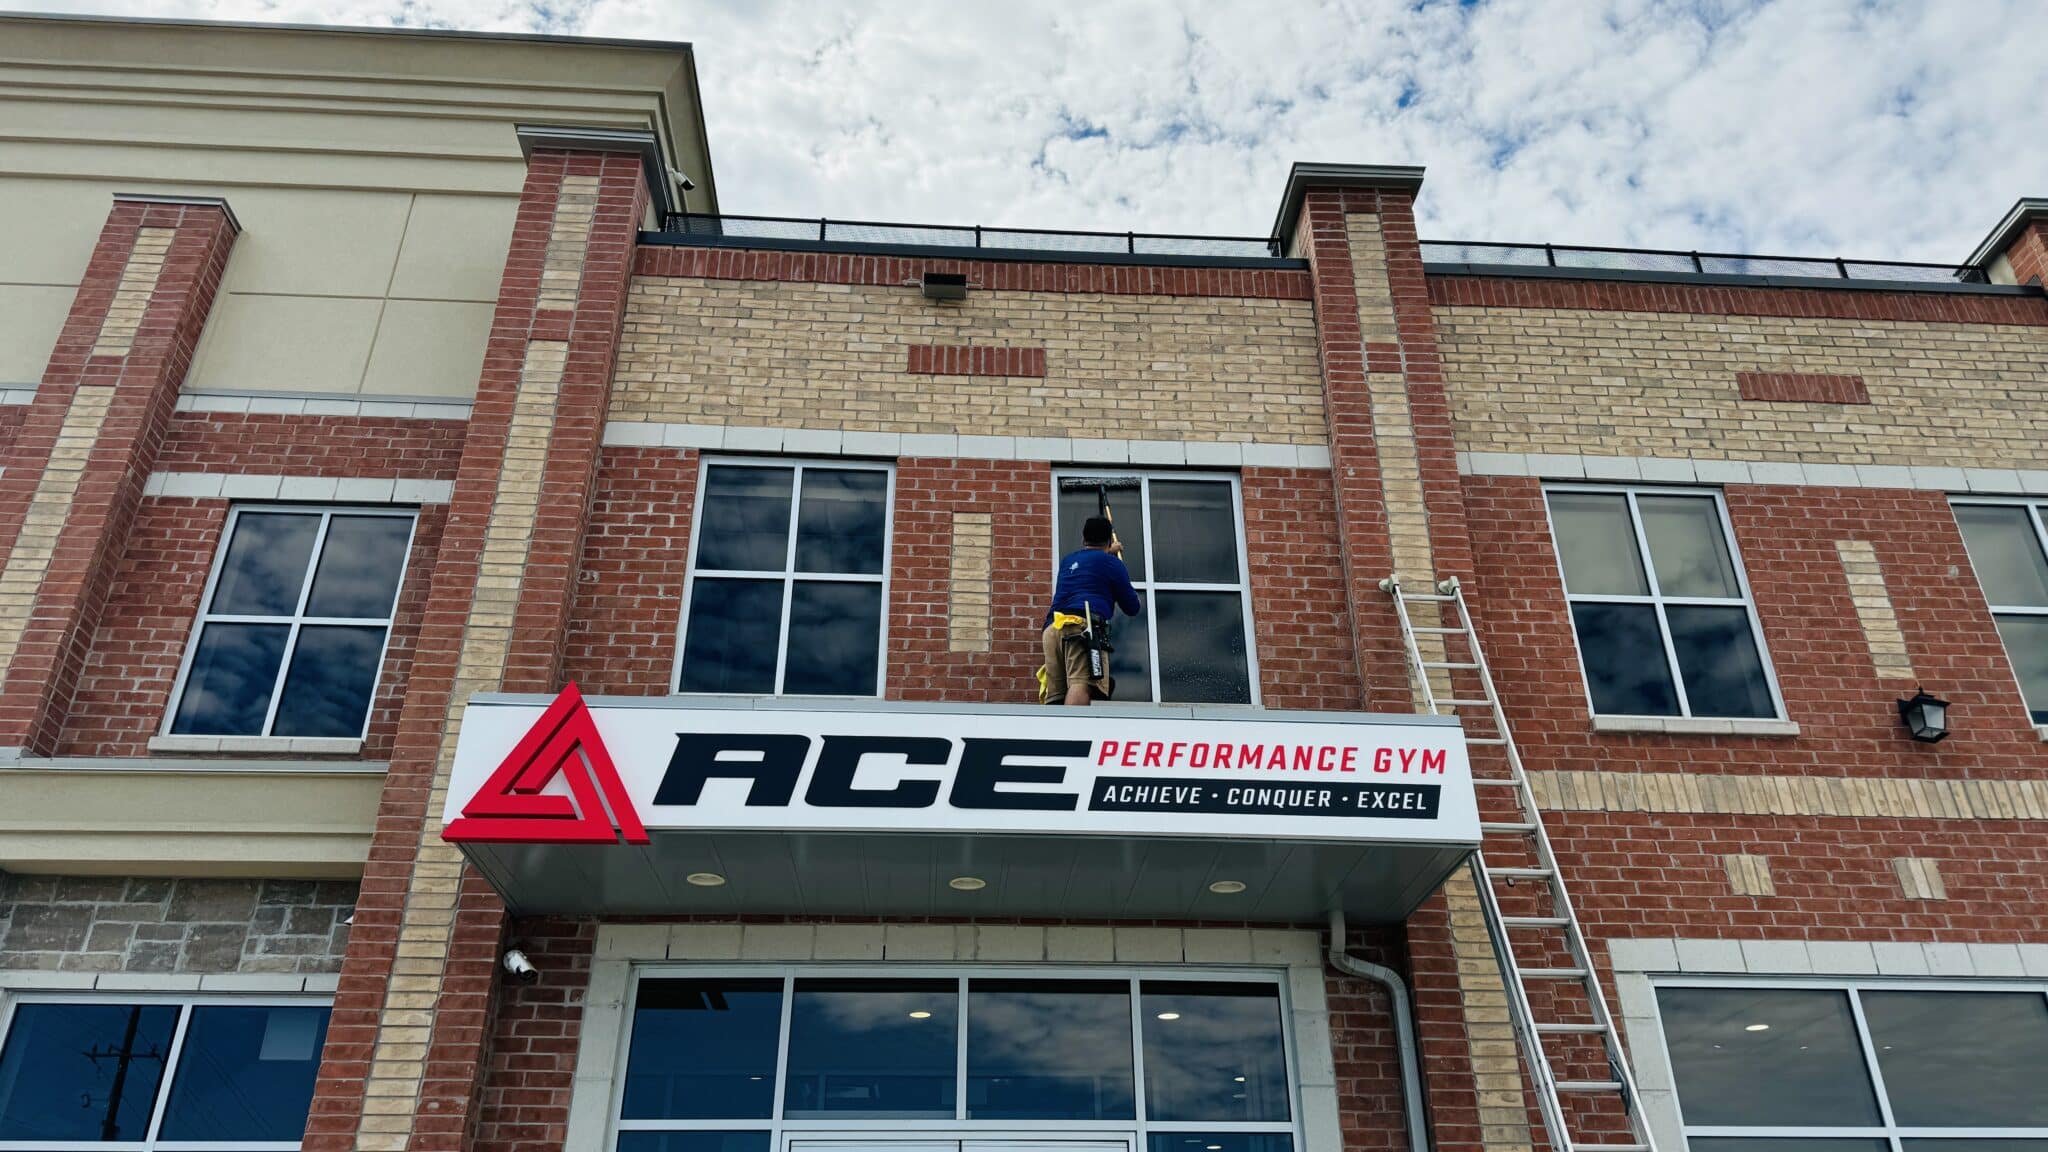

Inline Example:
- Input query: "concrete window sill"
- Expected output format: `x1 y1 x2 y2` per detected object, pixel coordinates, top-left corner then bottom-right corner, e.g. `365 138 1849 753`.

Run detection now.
2037 724 2048 743
1592 715 1801 738
148 735 364 755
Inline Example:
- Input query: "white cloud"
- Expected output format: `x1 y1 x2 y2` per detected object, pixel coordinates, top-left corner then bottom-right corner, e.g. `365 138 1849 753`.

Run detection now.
38 0 2048 261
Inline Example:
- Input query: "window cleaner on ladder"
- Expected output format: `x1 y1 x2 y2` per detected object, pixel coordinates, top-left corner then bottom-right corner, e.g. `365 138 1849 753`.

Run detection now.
1041 479 1143 705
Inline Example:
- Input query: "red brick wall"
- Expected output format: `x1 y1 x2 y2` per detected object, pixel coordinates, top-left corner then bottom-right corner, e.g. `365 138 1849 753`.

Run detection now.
0 406 23 456
472 918 596 1152
1463 475 2047 777
1735 371 1870 405
636 246 1313 300
54 499 447 759
1428 273 2048 325
562 447 700 694
1243 466 1363 710
158 412 466 477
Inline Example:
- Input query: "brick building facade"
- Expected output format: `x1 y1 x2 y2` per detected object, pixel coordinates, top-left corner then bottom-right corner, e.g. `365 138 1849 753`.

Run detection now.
4 16 2048 1152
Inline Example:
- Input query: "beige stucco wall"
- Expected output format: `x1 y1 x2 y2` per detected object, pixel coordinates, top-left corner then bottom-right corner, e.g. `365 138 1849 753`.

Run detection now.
0 15 714 396
610 277 1329 442
1437 306 2048 468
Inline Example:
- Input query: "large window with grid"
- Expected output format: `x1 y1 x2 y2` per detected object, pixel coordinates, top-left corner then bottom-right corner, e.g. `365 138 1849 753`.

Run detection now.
164 506 416 740
1655 979 2048 1152
0 995 330 1149
612 968 1301 1152
1054 473 1256 705
1544 486 1781 720
1952 499 2048 725
677 459 893 697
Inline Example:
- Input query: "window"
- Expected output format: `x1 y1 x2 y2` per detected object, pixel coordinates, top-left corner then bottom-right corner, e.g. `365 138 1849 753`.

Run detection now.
1544 486 1781 719
165 506 416 739
1656 980 2048 1152
677 460 892 697
1952 500 2048 724
614 970 1298 1152
1054 473 1256 704
0 996 330 1149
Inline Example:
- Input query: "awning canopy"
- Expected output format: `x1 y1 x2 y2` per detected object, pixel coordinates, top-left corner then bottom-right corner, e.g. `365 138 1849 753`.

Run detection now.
443 691 1479 923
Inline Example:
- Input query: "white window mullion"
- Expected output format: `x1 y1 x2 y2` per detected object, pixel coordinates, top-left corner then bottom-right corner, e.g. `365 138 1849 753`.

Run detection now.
1137 477 1164 701
138 1002 194 1148
1625 491 1694 716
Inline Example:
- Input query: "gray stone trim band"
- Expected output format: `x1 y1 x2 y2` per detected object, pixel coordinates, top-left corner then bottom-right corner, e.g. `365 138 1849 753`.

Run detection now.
143 473 454 503
602 421 1335 470
176 391 473 421
1459 450 2048 495
0 387 32 405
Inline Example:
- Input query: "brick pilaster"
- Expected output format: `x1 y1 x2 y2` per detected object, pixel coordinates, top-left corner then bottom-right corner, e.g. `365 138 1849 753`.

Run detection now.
1294 171 1532 1152
0 196 236 757
2001 218 2048 288
305 145 649 1152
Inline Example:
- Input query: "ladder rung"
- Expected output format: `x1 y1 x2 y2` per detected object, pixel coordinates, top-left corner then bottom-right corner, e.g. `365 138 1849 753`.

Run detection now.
1489 867 1554 879
1534 1022 1609 1034
1501 916 1570 928
1575 1145 1649 1152
1409 625 1466 634
1554 1080 1626 1093
1421 660 1481 670
1441 698 1493 707
1473 777 1523 786
1465 737 1507 746
1519 967 1590 979
1482 822 1537 833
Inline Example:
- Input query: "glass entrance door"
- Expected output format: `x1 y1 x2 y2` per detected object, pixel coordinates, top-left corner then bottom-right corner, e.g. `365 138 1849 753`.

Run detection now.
790 1136 1135 1152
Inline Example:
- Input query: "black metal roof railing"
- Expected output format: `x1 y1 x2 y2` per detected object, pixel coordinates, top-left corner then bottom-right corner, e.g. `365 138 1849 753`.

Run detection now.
1419 240 1986 284
649 212 1994 285
658 211 1283 259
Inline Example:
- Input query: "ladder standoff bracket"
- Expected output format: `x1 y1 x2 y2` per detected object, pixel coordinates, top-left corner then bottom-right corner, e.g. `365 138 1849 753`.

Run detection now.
1376 575 1400 594
1436 576 1461 595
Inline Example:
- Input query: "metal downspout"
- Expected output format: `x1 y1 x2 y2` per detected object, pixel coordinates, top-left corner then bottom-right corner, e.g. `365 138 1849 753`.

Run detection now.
1327 907 1430 1152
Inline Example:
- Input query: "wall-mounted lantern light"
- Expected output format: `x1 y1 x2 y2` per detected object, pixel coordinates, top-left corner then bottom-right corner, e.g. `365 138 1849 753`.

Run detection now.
1897 689 1950 743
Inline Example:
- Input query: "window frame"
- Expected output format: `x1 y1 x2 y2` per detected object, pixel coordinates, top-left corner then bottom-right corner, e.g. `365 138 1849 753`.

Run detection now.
608 965 1304 1152
0 991 332 1152
673 456 897 699
160 504 419 741
1542 483 1786 721
1948 496 2048 725
1047 470 1261 707
1651 975 2048 1148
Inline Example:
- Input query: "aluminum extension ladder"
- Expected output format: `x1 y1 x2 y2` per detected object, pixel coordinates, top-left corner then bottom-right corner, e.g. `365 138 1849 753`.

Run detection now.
1381 574 1657 1152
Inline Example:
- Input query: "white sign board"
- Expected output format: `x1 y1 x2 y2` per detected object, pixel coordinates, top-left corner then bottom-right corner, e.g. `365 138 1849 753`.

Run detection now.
441 688 1479 847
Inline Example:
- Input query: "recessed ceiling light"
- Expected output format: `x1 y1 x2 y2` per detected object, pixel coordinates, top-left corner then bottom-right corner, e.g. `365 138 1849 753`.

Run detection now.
1207 1145 1223 1149
1744 1023 1770 1032
948 876 986 891
1156 1011 1181 1021
909 1010 933 1020
1208 879 1248 894
1233 1076 1246 1082
685 872 726 887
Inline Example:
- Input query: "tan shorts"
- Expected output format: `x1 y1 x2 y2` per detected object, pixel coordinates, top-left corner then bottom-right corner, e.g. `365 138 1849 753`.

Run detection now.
1042 621 1111 702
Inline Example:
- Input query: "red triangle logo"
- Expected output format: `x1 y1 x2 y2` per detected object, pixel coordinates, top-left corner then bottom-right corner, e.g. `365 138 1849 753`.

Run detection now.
443 683 651 845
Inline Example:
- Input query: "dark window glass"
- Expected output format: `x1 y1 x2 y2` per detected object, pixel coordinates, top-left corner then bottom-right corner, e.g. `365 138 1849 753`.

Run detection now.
796 469 888 574
1955 504 2048 607
680 578 783 694
0 1002 180 1142
1688 1140 1889 1152
785 979 957 1118
158 1005 329 1142
1142 982 1289 1122
305 515 412 617
272 624 387 737
1151 480 1239 583
967 979 1133 1120
621 979 784 1120
170 622 291 735
1058 482 1147 581
1570 603 1678 715
1905 1142 2048 1152
617 1133 773 1152
210 512 320 615
783 582 882 695
1147 1137 1294 1152
1105 611 1155 704
1156 591 1250 704
1860 990 2048 1127
698 466 795 571
1993 616 2048 723
1666 605 1774 718
1638 495 1741 598
1549 492 1648 596
1657 987 1879 1126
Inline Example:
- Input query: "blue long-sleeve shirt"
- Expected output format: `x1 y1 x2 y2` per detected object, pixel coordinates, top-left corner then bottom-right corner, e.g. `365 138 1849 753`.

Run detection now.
1045 547 1143 626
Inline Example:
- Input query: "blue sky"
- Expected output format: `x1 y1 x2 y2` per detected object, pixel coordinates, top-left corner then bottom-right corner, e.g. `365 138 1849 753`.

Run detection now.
44 0 2048 262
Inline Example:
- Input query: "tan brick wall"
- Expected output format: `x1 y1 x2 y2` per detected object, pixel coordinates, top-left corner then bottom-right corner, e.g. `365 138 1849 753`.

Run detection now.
0 384 115 676
1437 307 2048 468
610 278 1327 442
1723 853 1776 896
947 512 993 653
1530 769 2048 820
1836 539 1913 679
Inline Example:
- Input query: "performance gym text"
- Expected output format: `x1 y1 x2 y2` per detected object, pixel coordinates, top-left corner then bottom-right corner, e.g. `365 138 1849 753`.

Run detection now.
1095 740 1447 774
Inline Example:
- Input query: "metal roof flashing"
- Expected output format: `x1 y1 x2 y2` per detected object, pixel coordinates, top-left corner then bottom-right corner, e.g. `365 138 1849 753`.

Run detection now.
1271 162 1427 252
1965 197 2048 271
516 125 674 218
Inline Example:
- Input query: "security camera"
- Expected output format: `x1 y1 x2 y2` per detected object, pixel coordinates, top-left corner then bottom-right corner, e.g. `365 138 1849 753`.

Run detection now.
668 167 698 192
502 948 539 985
